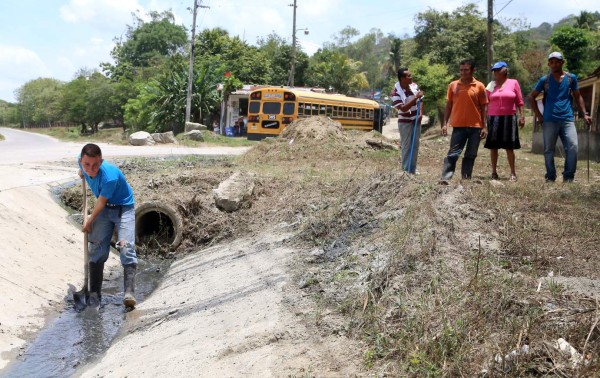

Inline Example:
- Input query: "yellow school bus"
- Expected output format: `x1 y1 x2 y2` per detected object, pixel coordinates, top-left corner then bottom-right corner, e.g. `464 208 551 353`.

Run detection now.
246 87 384 140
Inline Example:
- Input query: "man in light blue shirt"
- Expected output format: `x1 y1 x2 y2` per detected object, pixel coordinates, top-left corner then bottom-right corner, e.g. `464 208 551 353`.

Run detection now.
528 51 592 182
78 143 138 308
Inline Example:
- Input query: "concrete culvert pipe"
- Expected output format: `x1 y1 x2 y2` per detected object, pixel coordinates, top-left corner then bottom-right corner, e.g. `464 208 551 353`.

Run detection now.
135 202 183 251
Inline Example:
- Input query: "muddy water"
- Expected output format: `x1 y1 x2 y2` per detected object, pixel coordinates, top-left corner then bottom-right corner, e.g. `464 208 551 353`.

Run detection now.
3 258 170 378
1 184 172 377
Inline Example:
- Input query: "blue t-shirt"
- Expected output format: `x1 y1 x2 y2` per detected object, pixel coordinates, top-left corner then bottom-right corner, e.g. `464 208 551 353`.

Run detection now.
79 160 135 206
534 73 578 122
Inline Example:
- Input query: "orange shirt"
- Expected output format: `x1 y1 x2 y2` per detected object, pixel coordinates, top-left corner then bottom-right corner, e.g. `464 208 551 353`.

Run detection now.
446 78 488 128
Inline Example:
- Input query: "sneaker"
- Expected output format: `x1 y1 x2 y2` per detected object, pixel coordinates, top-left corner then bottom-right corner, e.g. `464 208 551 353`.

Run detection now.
545 178 556 183
509 175 517 182
491 173 499 180
439 179 449 185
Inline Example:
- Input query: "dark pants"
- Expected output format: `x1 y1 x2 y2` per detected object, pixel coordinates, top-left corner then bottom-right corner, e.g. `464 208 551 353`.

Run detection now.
441 127 481 180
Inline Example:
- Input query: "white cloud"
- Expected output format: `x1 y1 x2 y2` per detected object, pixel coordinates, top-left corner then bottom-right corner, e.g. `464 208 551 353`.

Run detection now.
59 0 146 29
0 45 52 102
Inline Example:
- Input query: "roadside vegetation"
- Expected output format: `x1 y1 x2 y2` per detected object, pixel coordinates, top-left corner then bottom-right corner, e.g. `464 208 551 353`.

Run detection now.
0 133 4 141
24 125 257 147
60 118 600 375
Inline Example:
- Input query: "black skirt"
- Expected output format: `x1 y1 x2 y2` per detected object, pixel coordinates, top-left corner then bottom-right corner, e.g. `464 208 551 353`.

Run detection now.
484 114 521 150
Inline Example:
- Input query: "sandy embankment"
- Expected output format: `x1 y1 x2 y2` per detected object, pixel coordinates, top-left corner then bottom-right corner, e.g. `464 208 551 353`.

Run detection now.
80 227 362 377
0 164 119 369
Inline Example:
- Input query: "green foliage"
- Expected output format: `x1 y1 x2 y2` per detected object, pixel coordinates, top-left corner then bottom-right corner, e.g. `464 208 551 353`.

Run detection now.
410 58 453 123
0 100 19 125
106 10 188 77
414 3 487 75
124 58 221 133
306 49 367 94
550 26 592 74
15 78 64 127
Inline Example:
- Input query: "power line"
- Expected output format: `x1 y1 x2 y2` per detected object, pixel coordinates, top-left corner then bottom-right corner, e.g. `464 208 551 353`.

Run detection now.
494 0 514 18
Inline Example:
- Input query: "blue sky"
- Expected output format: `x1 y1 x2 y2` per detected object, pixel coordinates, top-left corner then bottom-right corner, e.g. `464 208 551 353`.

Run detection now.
0 0 597 102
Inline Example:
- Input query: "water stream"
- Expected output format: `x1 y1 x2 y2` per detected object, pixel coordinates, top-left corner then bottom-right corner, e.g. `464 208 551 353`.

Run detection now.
1 183 172 377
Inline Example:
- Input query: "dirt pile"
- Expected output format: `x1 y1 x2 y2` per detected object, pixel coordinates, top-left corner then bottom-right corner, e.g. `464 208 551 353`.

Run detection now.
280 116 345 141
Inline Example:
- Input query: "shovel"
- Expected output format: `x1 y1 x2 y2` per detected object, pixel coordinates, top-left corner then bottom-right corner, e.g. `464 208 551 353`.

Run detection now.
73 177 90 311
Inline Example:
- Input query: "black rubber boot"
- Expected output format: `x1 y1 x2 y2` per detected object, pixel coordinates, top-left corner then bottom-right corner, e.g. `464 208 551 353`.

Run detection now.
123 264 137 308
88 261 104 308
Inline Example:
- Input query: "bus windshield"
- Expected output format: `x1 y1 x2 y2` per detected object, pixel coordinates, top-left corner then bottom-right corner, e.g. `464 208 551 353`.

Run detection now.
263 102 281 114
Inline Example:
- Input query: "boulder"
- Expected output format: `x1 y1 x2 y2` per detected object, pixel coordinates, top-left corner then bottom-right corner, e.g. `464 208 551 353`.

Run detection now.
184 130 204 142
185 122 208 132
151 131 178 144
129 131 155 146
213 171 256 212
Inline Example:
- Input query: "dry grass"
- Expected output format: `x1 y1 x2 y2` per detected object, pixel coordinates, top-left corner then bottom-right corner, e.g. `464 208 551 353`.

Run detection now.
58 118 600 376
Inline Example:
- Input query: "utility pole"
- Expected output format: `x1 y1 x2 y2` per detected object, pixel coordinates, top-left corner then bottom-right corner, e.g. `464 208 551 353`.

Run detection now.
487 0 494 82
185 0 209 125
288 0 297 87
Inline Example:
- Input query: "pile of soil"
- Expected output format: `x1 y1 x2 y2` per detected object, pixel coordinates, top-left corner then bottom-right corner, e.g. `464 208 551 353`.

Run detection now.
280 116 345 141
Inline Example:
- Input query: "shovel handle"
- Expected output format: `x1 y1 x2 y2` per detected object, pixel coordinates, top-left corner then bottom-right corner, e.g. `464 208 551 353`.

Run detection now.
82 178 89 289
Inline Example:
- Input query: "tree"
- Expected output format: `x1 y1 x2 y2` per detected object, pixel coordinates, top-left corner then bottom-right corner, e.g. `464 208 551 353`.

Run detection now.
410 58 453 125
306 49 367 95
550 26 591 73
61 75 90 133
86 73 115 133
15 78 64 127
414 4 488 80
103 11 188 79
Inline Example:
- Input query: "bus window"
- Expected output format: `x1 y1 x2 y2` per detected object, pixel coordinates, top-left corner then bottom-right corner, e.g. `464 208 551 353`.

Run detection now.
326 105 333 116
263 102 281 115
319 105 326 115
298 103 305 116
249 101 260 114
333 106 338 117
283 103 295 115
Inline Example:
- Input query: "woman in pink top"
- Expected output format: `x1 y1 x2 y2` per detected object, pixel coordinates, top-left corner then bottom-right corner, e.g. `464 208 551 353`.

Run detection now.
484 61 525 181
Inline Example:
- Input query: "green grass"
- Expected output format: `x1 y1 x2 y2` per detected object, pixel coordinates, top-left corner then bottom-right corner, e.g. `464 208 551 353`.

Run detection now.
177 131 257 147
26 126 128 144
0 133 4 141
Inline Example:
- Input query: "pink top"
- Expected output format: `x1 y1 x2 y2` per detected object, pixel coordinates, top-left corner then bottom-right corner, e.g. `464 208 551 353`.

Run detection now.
486 78 524 116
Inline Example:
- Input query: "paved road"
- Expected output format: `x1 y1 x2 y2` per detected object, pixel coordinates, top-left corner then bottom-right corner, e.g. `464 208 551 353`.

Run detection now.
0 127 250 166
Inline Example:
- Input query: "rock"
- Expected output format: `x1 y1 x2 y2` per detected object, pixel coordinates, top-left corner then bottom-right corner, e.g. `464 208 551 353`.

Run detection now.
184 130 204 142
128 131 155 146
185 122 208 132
213 171 256 212
151 131 178 144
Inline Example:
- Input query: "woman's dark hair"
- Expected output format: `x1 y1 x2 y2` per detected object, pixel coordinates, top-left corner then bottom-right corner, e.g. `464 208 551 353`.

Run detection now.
81 143 102 158
397 67 409 81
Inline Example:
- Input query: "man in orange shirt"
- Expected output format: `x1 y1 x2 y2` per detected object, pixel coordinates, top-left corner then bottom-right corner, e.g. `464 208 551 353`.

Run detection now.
440 59 488 182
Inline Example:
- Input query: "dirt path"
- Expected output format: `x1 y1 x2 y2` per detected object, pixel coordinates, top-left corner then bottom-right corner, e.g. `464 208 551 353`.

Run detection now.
79 227 362 377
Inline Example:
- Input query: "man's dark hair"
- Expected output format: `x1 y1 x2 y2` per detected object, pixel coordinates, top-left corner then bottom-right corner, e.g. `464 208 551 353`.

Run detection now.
81 143 102 158
459 59 476 69
397 67 409 81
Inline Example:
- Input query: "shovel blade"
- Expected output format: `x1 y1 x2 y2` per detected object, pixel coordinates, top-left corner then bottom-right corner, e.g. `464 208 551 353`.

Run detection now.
73 288 88 312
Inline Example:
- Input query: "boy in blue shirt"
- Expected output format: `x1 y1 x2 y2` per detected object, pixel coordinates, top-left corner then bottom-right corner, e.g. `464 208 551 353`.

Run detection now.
528 51 592 182
78 143 137 308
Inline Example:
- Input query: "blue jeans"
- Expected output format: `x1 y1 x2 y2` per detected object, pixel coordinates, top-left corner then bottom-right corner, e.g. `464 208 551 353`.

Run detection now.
398 120 421 173
88 205 138 266
542 121 578 181
441 127 481 180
